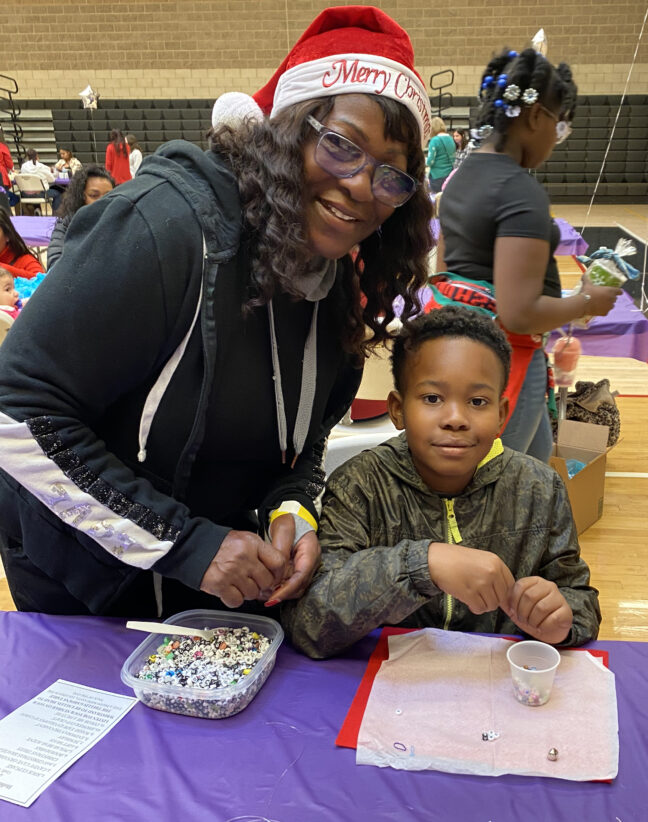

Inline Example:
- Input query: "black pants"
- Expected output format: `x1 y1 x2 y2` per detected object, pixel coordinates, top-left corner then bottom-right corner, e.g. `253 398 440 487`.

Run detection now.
429 174 449 194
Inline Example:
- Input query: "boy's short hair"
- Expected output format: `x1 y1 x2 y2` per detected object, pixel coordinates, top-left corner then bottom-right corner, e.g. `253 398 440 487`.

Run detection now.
391 306 512 392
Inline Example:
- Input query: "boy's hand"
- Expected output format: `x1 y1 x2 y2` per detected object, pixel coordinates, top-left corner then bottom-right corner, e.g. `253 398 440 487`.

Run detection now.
263 514 321 605
427 542 515 615
505 576 573 645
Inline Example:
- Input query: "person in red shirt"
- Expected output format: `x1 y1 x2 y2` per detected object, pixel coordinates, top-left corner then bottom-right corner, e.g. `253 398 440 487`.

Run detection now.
0 210 44 280
0 127 19 210
104 129 131 184
0 128 14 189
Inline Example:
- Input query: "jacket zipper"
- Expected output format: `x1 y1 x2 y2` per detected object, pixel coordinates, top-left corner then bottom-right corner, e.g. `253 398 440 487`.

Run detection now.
442 498 462 630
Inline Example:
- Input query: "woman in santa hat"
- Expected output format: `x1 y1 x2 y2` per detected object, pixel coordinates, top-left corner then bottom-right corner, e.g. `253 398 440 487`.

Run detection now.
0 6 433 618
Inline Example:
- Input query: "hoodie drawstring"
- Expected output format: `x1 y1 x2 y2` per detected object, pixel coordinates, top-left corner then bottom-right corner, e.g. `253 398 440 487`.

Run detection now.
268 298 319 468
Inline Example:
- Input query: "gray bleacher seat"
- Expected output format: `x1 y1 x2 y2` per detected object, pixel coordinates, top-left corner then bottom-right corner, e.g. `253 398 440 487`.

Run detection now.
124 119 146 132
182 129 205 142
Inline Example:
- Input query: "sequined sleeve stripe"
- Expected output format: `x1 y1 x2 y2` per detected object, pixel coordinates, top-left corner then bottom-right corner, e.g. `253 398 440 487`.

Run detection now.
0 411 179 569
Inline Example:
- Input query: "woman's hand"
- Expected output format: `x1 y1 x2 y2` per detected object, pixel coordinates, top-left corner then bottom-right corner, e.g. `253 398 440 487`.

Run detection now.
504 576 573 645
200 530 287 608
263 514 322 605
580 275 623 317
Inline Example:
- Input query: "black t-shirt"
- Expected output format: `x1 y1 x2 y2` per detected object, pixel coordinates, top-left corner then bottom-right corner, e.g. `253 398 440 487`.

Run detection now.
440 152 562 298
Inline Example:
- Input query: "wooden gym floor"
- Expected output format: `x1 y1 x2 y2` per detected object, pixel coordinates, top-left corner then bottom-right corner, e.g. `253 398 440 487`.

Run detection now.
1 204 646 642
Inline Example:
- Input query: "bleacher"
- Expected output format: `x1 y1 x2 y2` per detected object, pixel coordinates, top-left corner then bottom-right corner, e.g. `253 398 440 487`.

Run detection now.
442 94 648 203
14 98 213 166
11 94 648 203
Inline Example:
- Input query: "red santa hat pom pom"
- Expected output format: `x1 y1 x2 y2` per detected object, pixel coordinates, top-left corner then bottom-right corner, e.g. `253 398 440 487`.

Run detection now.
252 5 431 146
211 91 264 129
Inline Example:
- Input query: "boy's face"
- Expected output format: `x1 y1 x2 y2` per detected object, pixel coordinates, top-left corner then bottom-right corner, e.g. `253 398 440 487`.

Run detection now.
388 336 509 496
0 277 18 308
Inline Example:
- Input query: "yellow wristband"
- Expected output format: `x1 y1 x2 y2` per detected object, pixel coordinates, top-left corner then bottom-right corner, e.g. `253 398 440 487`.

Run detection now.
269 502 318 532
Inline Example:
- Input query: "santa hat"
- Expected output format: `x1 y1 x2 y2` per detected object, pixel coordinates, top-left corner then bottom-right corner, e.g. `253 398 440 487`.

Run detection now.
212 6 431 145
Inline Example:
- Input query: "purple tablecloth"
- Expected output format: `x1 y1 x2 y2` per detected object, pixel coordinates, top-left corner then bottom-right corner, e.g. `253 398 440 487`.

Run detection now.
549 290 648 362
553 217 589 257
0 611 644 821
10 216 57 247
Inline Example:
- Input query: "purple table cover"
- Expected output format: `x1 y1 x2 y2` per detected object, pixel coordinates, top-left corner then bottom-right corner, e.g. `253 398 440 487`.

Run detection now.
549 290 648 363
553 217 589 257
0 611 644 821
10 216 57 247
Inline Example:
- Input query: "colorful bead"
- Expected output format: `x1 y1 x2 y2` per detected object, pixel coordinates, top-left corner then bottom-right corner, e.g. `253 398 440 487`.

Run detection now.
494 99 505 108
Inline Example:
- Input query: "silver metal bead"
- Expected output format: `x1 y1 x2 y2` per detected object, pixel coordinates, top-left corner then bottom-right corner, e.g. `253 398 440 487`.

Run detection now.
547 747 559 761
521 87 539 105
503 84 521 101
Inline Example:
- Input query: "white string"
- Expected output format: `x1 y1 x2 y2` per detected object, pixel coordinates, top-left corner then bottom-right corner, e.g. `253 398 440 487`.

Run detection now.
580 3 648 235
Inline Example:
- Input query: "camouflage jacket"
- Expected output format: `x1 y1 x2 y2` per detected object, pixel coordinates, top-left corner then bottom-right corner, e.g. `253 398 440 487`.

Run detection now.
282 434 601 658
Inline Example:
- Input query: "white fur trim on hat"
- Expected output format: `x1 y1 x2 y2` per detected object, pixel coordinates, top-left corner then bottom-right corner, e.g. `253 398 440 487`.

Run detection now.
211 92 264 128
270 54 432 144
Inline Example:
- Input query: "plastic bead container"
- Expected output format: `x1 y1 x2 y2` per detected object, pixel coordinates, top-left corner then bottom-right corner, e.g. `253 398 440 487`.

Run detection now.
120 609 284 719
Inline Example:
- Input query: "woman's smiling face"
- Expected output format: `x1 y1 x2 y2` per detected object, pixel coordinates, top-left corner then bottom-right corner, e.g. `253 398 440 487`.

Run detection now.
301 94 409 260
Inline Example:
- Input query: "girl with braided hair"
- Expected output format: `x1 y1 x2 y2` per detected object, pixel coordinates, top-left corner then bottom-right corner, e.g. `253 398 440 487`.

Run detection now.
433 47 621 461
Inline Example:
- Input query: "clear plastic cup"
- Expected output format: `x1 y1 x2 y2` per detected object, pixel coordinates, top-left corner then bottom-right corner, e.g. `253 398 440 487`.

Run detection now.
506 640 561 706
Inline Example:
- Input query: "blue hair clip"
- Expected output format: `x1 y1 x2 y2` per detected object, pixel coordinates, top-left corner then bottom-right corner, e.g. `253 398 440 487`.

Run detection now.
508 50 518 58
497 75 508 88
494 99 505 108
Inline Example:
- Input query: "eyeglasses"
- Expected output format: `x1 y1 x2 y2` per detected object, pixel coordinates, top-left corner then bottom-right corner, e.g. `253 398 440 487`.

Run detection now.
306 115 417 208
537 104 572 145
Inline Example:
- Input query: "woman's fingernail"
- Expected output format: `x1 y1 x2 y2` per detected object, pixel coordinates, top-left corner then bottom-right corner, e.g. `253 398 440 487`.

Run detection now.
264 599 280 608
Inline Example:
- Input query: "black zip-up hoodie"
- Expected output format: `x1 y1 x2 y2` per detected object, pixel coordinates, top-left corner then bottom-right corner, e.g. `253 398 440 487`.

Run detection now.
0 141 361 614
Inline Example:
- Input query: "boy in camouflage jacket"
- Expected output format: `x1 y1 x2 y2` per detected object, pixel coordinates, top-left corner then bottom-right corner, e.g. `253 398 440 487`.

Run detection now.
282 307 601 658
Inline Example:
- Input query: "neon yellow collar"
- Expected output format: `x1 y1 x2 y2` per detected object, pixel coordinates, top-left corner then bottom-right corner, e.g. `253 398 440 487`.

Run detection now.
476 437 503 470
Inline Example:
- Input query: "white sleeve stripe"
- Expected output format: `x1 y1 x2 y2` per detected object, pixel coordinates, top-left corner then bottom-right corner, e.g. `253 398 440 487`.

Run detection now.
0 411 175 569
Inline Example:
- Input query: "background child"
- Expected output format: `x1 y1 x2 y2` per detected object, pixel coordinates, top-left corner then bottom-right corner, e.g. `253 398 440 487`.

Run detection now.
0 267 21 320
0 210 44 280
282 306 600 658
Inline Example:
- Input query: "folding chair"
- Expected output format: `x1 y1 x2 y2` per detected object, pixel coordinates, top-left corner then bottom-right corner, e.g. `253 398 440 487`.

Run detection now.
12 174 54 216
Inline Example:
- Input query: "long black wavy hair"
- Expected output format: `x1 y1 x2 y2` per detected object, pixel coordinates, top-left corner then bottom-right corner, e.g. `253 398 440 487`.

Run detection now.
209 95 433 358
109 129 129 157
475 48 578 152
57 165 115 218
0 208 39 263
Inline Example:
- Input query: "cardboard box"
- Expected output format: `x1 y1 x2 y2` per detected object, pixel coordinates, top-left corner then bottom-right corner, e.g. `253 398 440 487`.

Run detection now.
550 420 609 535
